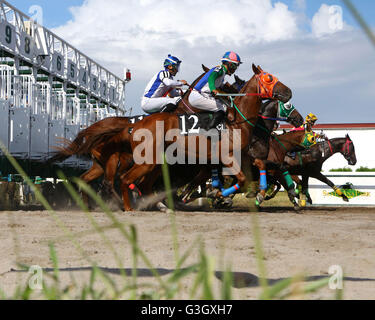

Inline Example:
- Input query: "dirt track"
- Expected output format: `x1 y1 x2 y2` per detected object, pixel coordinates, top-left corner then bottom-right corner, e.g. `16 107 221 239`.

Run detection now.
1 206 375 299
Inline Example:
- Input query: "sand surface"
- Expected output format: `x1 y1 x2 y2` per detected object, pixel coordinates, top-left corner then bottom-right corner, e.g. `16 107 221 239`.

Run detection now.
1 206 375 299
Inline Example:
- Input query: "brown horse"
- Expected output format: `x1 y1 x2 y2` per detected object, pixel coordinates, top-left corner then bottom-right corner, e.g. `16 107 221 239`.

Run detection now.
266 135 357 208
49 70 241 207
119 64 292 211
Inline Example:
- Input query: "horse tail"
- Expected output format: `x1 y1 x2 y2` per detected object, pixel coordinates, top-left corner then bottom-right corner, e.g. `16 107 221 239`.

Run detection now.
76 125 127 155
48 129 89 163
48 117 130 163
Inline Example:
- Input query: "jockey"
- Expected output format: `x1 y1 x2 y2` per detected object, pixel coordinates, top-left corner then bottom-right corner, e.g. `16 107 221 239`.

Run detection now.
291 113 324 150
291 112 317 132
188 51 242 129
141 54 188 114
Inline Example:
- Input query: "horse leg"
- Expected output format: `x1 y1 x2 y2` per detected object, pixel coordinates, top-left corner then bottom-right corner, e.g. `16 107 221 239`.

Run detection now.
253 158 267 206
218 152 249 200
264 174 281 200
272 170 300 211
104 152 135 208
120 164 157 211
311 171 349 202
293 175 302 198
79 161 104 209
181 168 211 202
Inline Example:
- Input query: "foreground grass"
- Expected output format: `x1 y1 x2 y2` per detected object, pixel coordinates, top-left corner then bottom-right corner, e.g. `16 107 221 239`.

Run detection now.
0 143 340 300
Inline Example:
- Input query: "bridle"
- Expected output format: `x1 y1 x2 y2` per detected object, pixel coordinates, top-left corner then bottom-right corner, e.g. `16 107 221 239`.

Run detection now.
342 137 352 158
324 137 352 158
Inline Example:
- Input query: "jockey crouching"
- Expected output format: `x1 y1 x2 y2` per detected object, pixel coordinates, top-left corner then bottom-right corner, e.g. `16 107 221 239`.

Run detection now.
141 54 188 114
188 51 242 130
289 112 325 159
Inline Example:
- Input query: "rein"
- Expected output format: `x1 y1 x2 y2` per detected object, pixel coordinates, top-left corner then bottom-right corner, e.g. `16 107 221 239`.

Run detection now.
258 114 288 122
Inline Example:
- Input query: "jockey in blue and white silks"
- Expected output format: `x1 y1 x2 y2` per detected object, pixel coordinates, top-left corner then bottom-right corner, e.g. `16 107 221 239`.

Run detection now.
188 51 242 129
141 54 187 114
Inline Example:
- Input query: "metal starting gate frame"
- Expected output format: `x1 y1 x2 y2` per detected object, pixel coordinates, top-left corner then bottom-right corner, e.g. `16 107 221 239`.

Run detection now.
0 0 130 175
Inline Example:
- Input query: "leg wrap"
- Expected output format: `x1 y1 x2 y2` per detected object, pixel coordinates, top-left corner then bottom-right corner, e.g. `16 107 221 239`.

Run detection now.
259 170 267 191
283 171 294 189
211 169 223 189
222 183 240 197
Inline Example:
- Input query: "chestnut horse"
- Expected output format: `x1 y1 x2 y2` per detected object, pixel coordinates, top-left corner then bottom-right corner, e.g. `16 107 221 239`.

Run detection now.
49 70 239 206
119 64 292 211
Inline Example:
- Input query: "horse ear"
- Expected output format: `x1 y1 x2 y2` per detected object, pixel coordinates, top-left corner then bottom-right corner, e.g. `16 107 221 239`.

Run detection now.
257 65 263 72
252 63 261 75
202 64 209 72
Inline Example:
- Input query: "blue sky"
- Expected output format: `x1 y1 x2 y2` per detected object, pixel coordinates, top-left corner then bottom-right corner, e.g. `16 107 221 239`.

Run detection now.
277 0 375 26
8 0 83 28
6 0 375 123
10 0 375 30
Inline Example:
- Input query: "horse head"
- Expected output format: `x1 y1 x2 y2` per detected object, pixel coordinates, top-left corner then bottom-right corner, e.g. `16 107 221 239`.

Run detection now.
251 64 292 103
261 100 304 128
341 134 357 165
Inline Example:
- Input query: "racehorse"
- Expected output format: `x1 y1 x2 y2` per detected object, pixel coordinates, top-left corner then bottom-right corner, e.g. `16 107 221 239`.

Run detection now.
265 135 357 207
49 70 241 208
178 98 304 205
118 64 292 211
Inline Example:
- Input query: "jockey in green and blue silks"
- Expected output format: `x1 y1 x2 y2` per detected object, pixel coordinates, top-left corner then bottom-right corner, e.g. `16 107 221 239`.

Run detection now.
141 54 188 114
189 51 242 129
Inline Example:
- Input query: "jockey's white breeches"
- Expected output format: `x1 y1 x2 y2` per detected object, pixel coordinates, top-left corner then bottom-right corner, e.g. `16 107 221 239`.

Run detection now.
141 96 180 114
188 90 226 113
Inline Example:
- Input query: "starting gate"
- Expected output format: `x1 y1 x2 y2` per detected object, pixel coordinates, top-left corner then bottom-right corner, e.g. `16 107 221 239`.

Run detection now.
0 0 131 175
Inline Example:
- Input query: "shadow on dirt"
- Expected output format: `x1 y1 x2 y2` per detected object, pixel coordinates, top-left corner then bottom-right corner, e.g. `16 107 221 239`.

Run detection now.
9 266 375 289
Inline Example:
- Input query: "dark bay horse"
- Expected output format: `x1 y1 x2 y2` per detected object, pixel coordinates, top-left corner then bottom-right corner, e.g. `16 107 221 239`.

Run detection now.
119 64 292 211
178 99 304 205
266 135 357 207
246 129 307 206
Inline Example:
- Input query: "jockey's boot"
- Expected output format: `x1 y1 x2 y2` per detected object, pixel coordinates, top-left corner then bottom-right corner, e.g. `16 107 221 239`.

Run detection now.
161 103 178 113
207 110 225 130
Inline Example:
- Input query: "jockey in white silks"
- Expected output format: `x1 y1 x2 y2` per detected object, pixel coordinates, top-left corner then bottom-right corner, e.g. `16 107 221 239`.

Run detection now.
188 51 242 129
141 54 187 114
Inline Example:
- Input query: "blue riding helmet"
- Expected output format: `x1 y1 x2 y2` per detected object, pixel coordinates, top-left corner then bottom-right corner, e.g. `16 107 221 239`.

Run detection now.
164 54 182 70
221 51 242 65
221 51 242 74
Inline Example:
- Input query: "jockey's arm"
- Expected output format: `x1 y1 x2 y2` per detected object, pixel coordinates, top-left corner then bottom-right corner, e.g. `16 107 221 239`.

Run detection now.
162 77 187 88
208 67 226 96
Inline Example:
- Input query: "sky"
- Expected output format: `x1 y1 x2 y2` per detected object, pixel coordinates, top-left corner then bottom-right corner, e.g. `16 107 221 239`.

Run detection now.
8 0 375 123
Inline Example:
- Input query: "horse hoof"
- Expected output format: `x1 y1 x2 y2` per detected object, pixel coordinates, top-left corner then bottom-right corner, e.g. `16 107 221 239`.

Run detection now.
294 205 302 212
206 189 220 199
256 193 264 206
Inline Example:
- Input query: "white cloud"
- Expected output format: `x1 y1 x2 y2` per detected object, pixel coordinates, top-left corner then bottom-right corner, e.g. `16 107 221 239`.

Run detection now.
50 0 375 123
311 4 346 37
52 0 298 75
